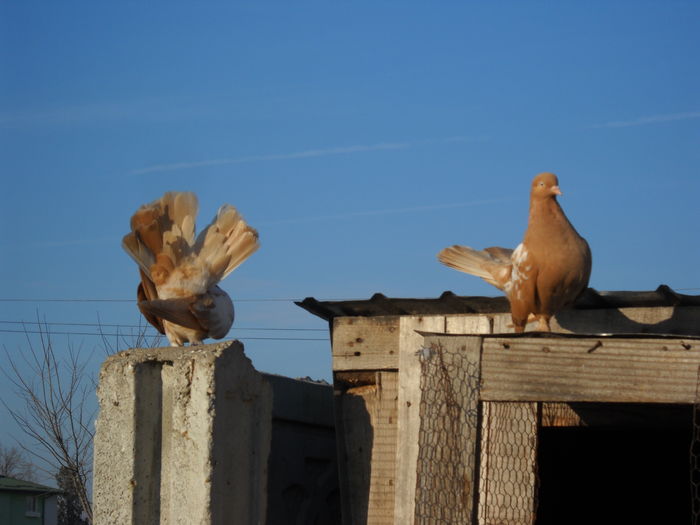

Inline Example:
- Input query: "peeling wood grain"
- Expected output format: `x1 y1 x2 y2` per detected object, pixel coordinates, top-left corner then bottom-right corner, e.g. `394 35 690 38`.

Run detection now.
332 316 400 371
480 337 700 403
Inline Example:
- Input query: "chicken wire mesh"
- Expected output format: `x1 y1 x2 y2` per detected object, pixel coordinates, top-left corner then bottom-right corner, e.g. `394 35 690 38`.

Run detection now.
477 402 539 524
414 340 481 523
414 339 538 525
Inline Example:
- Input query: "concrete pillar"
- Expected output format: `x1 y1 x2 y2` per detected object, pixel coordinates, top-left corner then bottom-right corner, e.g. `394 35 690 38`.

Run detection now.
93 341 272 525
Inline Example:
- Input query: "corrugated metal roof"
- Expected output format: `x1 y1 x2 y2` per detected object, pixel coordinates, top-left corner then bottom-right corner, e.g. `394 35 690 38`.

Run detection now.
0 475 61 494
296 285 700 322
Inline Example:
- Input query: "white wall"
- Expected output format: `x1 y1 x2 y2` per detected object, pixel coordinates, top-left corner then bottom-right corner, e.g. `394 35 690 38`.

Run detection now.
43 495 58 525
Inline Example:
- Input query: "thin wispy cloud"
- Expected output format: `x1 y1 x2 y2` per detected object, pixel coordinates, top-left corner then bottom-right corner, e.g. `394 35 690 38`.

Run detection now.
592 111 700 129
130 135 483 175
27 236 118 249
259 197 515 226
0 97 208 128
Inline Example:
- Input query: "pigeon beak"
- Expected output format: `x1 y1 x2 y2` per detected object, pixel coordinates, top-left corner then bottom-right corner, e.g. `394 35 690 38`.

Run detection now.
551 186 563 196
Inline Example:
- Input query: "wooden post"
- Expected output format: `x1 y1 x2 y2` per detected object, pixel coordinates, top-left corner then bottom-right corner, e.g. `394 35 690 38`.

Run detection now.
414 335 483 523
446 316 540 525
396 316 446 525
334 371 398 525
331 316 402 525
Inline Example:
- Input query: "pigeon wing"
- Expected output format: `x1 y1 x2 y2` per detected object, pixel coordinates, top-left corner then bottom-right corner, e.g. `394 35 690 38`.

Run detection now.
138 297 205 332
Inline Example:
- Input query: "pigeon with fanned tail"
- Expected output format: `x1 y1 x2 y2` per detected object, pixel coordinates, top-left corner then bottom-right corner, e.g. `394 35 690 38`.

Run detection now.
122 191 259 346
438 172 591 332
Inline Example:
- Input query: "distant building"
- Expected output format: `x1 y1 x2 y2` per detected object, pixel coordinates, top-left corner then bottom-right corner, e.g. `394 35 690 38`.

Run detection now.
0 475 61 525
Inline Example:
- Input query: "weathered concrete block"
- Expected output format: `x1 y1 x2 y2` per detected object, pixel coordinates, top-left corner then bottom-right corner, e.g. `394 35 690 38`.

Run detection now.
93 341 272 525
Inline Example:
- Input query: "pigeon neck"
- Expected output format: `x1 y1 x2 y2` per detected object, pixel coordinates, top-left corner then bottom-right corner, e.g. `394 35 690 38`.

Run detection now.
527 196 569 232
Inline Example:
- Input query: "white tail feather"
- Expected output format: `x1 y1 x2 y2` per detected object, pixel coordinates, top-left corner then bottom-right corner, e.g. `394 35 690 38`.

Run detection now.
195 204 260 285
437 245 509 290
122 191 200 279
122 233 155 275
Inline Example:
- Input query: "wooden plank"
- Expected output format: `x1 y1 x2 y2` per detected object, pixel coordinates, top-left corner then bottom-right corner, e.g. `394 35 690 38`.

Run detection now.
492 306 700 335
396 314 494 524
445 314 493 334
446 315 498 525
552 306 700 335
367 372 399 523
478 402 539 525
480 336 700 403
414 335 483 523
396 315 446 525
442 317 541 524
332 316 400 371
333 377 373 525
333 371 398 525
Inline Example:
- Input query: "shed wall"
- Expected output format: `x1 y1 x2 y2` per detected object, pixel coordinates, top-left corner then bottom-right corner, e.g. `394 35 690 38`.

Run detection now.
329 303 700 525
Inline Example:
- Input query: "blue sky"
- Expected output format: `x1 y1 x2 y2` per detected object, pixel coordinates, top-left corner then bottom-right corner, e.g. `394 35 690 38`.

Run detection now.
1 1 699 472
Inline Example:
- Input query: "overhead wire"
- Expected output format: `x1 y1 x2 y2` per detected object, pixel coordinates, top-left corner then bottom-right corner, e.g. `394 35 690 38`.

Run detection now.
0 328 327 341
0 297 333 341
0 288 698 303
0 320 325 332
0 297 303 303
2 287 697 341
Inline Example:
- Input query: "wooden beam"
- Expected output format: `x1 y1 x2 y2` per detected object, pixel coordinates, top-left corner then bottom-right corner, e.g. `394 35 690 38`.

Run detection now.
396 315 493 524
396 316 446 525
445 314 493 334
332 316 400 371
552 306 700 335
491 306 700 335
480 336 700 403
414 335 482 523
333 371 398 525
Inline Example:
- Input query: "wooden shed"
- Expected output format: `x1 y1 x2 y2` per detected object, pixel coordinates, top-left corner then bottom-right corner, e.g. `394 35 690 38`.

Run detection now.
298 285 700 525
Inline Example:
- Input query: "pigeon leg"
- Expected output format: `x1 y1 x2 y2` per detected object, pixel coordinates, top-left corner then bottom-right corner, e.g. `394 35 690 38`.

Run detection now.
512 317 527 333
536 315 551 332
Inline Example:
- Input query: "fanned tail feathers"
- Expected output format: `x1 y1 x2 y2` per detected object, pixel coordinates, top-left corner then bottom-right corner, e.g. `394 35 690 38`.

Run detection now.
196 204 260 284
123 192 258 295
437 245 512 291
122 192 199 282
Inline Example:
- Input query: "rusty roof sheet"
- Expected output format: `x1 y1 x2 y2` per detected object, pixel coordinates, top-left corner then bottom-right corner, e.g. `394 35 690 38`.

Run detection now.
296 285 700 322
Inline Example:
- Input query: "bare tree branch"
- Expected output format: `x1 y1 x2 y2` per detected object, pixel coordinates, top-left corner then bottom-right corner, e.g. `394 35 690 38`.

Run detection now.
2 313 165 525
2 316 95 524
0 442 38 481
97 312 163 356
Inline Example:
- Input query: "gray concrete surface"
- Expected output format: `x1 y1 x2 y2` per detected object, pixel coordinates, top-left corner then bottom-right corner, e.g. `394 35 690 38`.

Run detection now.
93 341 272 525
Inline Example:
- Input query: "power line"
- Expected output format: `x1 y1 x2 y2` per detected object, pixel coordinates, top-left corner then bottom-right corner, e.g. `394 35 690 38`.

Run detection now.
0 288 698 303
0 298 133 303
0 297 306 303
0 328 327 341
0 320 326 332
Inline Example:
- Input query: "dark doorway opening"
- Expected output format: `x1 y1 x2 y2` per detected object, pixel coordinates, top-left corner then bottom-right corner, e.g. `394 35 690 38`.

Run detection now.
536 404 693 525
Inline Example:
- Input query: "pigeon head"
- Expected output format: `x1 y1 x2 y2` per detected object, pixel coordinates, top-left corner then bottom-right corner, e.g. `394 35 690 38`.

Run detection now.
531 172 562 200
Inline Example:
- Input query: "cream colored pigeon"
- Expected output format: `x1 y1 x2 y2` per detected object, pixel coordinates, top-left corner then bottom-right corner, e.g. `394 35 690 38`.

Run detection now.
122 191 259 346
438 172 592 332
